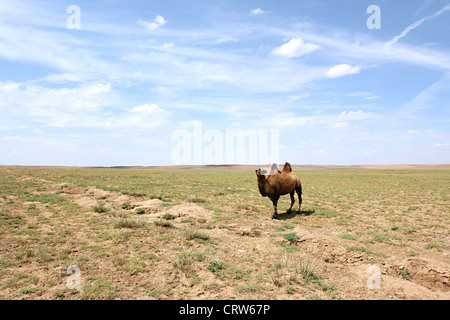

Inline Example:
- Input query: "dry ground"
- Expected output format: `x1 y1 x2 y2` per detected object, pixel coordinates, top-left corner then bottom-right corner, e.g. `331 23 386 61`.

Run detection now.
0 165 448 300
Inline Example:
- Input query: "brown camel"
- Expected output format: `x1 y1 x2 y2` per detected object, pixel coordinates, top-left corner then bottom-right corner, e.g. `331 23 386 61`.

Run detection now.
256 162 302 219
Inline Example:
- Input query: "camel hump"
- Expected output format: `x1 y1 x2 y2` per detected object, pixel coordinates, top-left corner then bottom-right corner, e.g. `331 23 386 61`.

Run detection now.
282 162 292 172
270 163 280 175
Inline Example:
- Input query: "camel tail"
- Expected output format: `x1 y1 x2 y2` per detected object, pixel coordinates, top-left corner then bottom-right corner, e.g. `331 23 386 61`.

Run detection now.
294 175 302 193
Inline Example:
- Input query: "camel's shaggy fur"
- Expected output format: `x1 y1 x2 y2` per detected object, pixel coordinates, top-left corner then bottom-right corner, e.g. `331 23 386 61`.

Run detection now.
256 162 302 219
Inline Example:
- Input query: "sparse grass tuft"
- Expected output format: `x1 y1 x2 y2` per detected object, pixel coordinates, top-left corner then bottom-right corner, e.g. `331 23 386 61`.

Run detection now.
269 253 319 288
114 218 147 229
162 213 176 220
184 229 210 241
341 234 356 240
207 261 226 276
135 208 145 215
424 242 445 250
92 201 108 213
282 232 300 245
173 251 195 277
187 195 207 203
154 219 175 228
235 284 264 293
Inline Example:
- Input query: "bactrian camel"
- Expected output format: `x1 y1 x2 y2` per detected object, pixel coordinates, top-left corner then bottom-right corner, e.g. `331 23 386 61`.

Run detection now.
255 162 302 219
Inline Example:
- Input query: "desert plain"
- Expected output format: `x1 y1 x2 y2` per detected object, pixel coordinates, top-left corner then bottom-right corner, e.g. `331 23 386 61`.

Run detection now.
0 164 448 300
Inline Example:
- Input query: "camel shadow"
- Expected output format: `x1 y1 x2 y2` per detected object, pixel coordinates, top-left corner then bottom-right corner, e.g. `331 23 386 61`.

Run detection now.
276 209 315 220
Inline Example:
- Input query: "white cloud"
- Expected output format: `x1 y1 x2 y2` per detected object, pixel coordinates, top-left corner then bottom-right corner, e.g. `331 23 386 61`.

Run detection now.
362 150 378 156
338 110 374 121
160 42 174 49
137 15 167 30
432 143 450 148
106 113 168 129
0 81 170 129
250 8 269 16
0 81 114 114
0 19 130 85
271 38 320 58
325 64 361 78
129 104 165 114
331 122 348 130
328 111 376 130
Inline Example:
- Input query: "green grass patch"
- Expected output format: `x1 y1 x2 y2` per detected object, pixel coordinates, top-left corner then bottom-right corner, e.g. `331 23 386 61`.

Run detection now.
82 276 121 300
22 193 67 204
345 246 387 258
0 209 24 228
340 234 356 240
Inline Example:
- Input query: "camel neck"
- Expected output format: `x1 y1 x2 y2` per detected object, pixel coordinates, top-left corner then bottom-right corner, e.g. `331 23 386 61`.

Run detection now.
257 180 269 197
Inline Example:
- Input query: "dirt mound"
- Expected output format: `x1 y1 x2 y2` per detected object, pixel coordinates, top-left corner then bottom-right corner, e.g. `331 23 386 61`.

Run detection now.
54 183 214 224
391 258 449 292
84 187 111 199
130 202 215 225
129 199 164 214
164 203 214 221
70 187 123 210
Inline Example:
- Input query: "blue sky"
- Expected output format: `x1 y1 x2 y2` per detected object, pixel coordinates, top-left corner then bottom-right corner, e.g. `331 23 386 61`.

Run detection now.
0 0 449 166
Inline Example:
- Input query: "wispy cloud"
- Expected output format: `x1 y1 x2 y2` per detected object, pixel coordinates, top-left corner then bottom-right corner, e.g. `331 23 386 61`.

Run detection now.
0 81 170 129
250 8 269 16
286 93 311 103
255 110 378 130
399 72 450 114
386 4 450 46
280 22 450 70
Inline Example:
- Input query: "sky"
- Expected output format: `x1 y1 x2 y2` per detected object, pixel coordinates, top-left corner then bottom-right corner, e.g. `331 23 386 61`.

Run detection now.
0 0 449 166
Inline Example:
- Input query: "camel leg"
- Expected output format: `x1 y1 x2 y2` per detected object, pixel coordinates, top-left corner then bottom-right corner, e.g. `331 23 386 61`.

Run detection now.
296 186 302 213
270 195 279 219
287 190 295 214
272 203 278 219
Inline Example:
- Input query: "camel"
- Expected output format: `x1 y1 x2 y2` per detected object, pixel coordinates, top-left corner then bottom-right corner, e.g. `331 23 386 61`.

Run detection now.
255 162 302 219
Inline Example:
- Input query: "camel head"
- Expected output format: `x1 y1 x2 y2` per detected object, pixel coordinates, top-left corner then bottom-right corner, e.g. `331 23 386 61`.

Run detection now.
255 169 269 197
255 168 265 181
255 168 269 184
